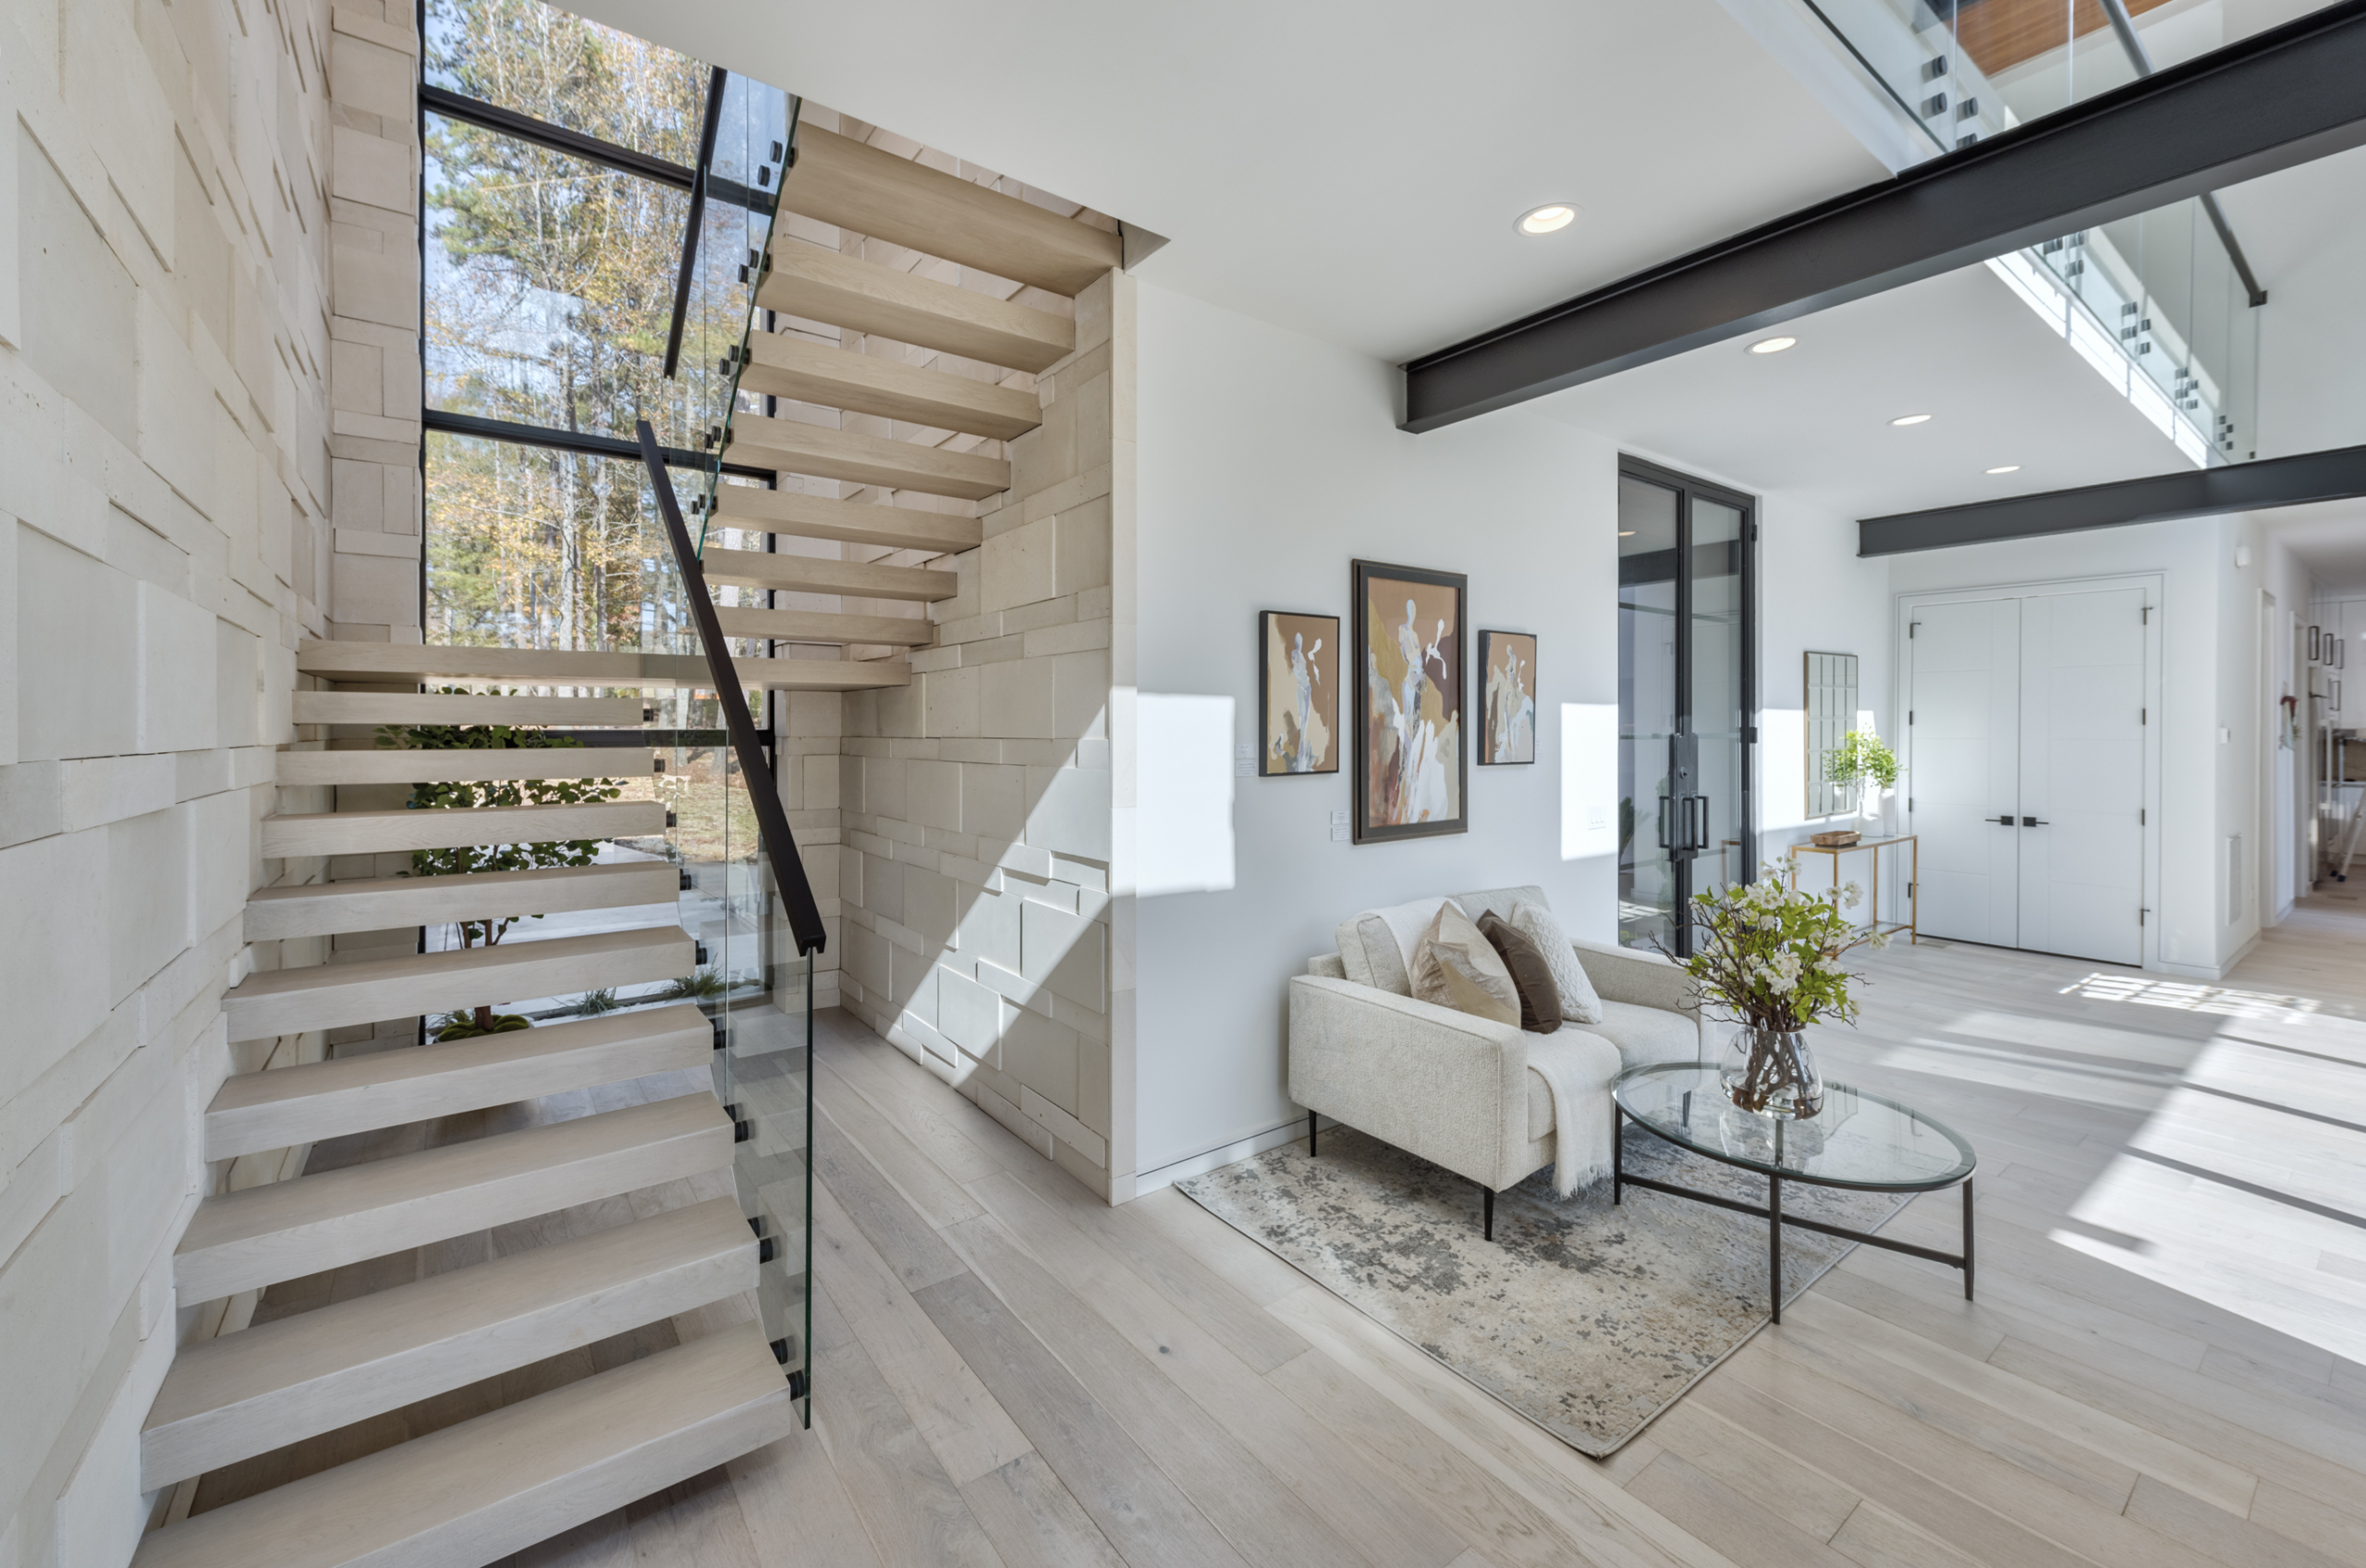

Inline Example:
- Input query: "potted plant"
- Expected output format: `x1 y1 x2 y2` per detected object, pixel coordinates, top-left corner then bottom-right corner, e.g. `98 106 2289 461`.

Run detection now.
1823 730 1898 829
1670 867 1885 1117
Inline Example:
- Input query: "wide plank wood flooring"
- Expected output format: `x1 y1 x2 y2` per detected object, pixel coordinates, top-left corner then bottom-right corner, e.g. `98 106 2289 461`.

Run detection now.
195 891 2366 1567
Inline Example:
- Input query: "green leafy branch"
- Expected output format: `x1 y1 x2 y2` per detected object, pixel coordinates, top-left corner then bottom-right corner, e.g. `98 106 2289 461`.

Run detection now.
1823 730 1898 791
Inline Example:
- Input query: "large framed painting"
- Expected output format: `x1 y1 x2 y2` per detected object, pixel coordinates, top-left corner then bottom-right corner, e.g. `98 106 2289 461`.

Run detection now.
1352 559 1467 841
1259 611 1340 775
1479 631 1538 765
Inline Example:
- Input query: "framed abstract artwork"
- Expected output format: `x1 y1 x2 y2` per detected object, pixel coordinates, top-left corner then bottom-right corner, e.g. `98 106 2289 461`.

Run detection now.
1352 559 1467 841
1479 631 1538 765
1259 611 1340 775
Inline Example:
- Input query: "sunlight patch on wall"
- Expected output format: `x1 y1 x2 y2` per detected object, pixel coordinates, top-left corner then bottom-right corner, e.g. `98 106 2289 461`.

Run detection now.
1128 693 1236 897
1560 703 1616 862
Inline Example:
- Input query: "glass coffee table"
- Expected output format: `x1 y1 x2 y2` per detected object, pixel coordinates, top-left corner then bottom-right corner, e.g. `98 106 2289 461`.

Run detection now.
1612 1063 1977 1324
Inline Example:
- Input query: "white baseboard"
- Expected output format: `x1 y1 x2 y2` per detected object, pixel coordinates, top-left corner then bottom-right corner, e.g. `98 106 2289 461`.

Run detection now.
1134 1112 1330 1196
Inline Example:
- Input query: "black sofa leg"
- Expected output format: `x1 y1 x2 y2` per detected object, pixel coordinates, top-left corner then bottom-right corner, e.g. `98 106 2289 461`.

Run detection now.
1482 1185 1494 1241
1308 1111 1317 1157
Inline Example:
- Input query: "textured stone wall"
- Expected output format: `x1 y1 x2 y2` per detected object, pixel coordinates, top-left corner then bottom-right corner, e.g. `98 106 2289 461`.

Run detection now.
0 0 415 1555
764 108 1135 1201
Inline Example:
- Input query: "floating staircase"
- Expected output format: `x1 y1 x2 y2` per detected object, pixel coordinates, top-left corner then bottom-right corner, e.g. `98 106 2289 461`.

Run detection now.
137 98 1121 1568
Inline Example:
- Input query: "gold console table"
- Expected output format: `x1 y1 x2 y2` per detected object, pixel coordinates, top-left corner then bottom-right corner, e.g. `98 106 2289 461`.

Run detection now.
1787 833 1918 944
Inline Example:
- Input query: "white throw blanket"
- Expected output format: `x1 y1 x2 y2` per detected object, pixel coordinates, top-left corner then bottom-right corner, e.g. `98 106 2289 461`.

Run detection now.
1527 1033 1616 1196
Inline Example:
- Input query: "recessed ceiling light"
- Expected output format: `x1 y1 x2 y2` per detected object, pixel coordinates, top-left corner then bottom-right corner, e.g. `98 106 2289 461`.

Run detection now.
1517 203 1578 236
1749 336 1798 355
1985 464 2020 474
1890 413 1933 426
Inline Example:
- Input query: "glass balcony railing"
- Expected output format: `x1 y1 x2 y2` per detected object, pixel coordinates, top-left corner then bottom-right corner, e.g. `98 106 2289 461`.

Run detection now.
1800 0 2277 466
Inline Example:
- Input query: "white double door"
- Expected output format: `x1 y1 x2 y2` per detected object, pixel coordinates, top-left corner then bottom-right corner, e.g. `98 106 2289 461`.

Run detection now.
1907 587 2149 966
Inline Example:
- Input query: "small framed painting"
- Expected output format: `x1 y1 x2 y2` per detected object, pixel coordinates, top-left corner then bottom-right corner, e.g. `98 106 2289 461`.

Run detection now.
1353 559 1467 842
1479 631 1538 765
1259 612 1340 775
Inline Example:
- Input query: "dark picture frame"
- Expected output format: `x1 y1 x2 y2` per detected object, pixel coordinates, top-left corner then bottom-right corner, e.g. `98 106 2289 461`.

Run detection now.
1477 630 1539 765
2310 625 2322 662
1352 559 1468 842
1257 611 1341 775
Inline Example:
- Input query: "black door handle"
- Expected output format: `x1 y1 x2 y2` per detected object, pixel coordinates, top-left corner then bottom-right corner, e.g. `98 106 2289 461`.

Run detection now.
2023 816 2049 826
1990 815 2017 826
1658 795 1673 850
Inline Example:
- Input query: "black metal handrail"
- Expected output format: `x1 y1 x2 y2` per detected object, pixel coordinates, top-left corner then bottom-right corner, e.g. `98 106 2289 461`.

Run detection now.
636 418 828 956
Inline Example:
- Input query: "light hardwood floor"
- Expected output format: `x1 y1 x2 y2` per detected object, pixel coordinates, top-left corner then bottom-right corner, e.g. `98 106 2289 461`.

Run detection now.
191 890 2366 1567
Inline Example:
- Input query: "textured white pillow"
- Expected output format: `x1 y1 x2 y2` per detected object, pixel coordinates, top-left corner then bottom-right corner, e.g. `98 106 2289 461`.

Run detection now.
1510 899 1604 1025
1409 902 1520 1027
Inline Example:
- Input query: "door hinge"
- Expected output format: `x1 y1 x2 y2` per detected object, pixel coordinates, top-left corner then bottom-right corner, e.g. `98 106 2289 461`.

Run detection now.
1908 710 1915 724
2140 808 2146 825
2140 907 2150 925
1908 796 1914 811
2142 605 2152 624
1909 621 1920 638
2141 708 2148 723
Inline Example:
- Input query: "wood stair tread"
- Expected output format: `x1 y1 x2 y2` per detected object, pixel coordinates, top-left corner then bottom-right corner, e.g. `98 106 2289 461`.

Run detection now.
222 925 693 1040
204 1003 713 1161
129 1320 795 1568
723 413 1010 502
757 240 1073 373
292 692 646 727
713 604 935 647
274 748 659 788
746 660 911 690
738 333 1041 440
243 861 678 942
708 482 983 554
778 124 1120 296
174 1092 732 1302
142 1197 755 1487
260 799 664 859
296 643 715 687
701 545 957 602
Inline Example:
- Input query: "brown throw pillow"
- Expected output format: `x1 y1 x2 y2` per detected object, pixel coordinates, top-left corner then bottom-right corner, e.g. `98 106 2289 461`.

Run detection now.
1478 911 1564 1034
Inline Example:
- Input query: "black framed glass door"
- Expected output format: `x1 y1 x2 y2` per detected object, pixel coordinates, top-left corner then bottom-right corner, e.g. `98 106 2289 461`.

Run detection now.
1618 458 1756 955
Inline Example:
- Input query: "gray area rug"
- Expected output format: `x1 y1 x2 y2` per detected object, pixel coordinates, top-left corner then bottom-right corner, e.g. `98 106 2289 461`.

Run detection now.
1177 1124 1911 1455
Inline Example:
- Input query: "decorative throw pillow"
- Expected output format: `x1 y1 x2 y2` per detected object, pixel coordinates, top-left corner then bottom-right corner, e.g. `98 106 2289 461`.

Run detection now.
1409 902 1520 1027
1477 911 1563 1034
1509 899 1604 1025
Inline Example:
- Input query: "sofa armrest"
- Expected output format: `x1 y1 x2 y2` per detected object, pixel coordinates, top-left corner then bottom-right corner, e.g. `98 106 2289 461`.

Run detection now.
1287 976 1532 1190
1569 937 1726 1053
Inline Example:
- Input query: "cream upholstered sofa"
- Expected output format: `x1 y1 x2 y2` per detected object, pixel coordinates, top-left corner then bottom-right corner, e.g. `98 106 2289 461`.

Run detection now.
1287 885 1708 1231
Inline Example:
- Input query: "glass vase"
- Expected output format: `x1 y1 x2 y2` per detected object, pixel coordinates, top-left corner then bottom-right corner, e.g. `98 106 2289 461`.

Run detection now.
1720 1027 1824 1119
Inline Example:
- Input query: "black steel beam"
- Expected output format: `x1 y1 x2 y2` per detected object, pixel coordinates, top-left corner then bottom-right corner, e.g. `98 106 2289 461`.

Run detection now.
421 84 696 189
1401 0 2366 432
1858 444 2366 555
422 408 774 480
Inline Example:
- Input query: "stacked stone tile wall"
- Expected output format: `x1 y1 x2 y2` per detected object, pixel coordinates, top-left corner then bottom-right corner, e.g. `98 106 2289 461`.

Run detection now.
765 110 1136 1200
0 0 415 1556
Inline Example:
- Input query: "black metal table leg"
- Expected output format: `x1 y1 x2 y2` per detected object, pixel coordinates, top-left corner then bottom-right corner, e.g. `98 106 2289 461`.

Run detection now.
1309 1110 1317 1158
1613 1102 1624 1206
1769 1174 1783 1324
1962 1175 1975 1301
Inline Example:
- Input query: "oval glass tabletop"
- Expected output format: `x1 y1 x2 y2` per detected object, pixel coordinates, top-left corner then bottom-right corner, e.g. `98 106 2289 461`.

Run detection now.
1613 1063 1977 1191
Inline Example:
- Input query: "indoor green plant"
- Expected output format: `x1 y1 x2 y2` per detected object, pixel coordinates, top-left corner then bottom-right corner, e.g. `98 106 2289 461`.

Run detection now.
1823 730 1898 822
378 701 626 1042
1671 866 1885 1117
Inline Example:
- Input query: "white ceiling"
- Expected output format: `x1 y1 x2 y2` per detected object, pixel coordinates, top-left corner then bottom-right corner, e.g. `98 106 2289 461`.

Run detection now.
564 0 1891 362
569 0 2366 556
2262 502 2366 592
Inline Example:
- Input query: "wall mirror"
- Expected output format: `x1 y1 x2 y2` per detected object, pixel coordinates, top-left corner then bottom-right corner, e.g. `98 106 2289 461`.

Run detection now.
1804 650 1859 820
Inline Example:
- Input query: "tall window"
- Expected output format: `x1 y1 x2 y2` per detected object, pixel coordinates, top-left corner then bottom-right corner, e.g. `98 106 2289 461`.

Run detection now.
419 0 749 654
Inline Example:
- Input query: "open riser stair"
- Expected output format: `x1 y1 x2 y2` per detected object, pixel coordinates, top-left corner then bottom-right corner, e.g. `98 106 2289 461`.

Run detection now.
138 98 1119 1568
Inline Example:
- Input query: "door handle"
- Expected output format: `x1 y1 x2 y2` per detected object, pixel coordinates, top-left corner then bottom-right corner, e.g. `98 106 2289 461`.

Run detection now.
1657 795 1673 850
1687 795 1709 852
2022 816 2049 826
1990 815 2017 826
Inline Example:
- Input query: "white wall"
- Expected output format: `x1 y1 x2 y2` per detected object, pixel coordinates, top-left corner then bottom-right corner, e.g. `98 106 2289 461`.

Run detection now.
1131 284 1617 1181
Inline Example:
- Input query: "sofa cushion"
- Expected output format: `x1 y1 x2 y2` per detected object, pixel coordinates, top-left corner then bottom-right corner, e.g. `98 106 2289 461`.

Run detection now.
1335 895 1449 994
1511 899 1605 1025
1449 884 1550 927
1476 910 1562 1034
1409 903 1519 1027
1586 999 1701 1068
